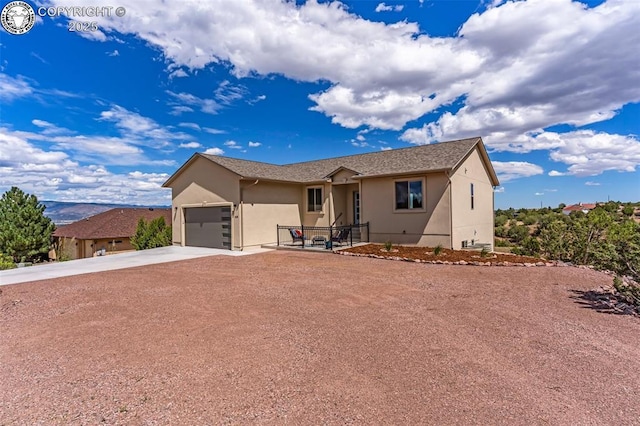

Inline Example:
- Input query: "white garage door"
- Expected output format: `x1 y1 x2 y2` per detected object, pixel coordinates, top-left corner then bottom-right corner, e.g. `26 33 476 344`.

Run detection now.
184 206 232 249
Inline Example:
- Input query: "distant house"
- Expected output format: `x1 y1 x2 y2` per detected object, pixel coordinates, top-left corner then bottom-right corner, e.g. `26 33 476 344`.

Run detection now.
162 137 500 251
53 208 171 259
562 203 597 215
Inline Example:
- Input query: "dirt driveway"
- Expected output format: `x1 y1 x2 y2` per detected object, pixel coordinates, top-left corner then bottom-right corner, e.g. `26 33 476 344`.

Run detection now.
1 251 639 424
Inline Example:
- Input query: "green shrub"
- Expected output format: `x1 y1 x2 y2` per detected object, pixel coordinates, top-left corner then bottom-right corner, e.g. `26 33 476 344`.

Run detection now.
508 225 529 243
494 215 508 227
383 241 393 252
433 244 443 256
0 252 16 270
613 276 640 307
495 239 511 247
480 246 490 258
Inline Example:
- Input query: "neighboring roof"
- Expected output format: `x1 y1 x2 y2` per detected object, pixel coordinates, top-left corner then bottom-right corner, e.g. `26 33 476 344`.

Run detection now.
163 137 500 187
53 208 172 239
562 203 597 212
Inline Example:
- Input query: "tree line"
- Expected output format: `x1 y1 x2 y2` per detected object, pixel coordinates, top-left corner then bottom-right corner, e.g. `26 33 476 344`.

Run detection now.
495 202 640 282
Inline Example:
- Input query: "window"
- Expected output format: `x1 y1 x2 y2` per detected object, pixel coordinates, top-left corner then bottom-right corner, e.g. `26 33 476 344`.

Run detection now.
470 183 475 210
307 187 323 212
395 179 423 210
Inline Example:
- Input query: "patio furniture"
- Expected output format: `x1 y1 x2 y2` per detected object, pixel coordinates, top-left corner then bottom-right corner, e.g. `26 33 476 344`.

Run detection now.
331 228 351 245
289 228 306 246
312 236 327 246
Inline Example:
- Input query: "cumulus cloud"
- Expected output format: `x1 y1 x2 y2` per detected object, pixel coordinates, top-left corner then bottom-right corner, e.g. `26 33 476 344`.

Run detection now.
224 140 242 149
179 142 201 149
492 161 544 182
204 147 224 155
248 141 261 147
39 0 640 183
0 129 171 204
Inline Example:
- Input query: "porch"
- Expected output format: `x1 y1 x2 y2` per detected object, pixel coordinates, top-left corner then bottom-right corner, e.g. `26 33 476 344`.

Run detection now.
276 222 370 250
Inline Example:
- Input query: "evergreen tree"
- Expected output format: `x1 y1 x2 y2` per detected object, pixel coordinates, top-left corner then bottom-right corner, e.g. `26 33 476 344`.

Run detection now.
131 216 172 250
0 187 55 263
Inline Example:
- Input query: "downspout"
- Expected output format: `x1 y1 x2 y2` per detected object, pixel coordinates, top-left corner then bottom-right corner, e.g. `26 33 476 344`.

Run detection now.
239 179 259 250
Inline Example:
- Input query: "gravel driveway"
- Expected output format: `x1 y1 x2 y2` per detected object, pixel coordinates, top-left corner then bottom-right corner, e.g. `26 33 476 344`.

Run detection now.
1 250 639 424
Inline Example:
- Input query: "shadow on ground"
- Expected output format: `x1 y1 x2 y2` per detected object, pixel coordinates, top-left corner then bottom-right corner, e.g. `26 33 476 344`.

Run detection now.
570 289 639 317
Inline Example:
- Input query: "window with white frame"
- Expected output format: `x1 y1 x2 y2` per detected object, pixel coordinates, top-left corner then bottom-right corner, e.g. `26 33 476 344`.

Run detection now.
307 186 323 212
395 179 423 210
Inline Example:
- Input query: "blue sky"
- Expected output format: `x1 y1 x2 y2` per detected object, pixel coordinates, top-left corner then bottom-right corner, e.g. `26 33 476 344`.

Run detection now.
0 0 638 209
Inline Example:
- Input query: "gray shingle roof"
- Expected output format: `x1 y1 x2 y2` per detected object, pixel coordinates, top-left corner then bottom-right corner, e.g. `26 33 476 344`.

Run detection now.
199 137 488 183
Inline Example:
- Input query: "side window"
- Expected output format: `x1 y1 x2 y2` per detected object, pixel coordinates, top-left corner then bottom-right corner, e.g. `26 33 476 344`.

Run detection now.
307 187 323 212
471 183 475 210
395 179 423 210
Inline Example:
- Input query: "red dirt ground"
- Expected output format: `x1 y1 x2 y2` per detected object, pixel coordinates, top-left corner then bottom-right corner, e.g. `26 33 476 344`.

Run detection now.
1 250 639 424
342 243 545 264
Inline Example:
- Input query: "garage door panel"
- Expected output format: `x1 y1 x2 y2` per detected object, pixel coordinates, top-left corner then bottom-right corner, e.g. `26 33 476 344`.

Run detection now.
184 206 231 249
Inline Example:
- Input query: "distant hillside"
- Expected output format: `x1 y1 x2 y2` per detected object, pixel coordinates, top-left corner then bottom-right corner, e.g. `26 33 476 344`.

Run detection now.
42 201 170 225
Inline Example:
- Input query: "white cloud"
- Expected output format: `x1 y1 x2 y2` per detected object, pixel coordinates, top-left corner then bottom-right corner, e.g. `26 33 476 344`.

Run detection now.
98 104 190 148
47 0 640 174
178 122 201 131
203 127 226 134
169 69 188 79
214 80 248 105
494 186 505 193
107 49 119 56
380 146 392 151
248 94 266 105
548 170 565 177
0 73 33 101
375 3 404 12
535 192 544 196
0 129 171 204
585 181 601 186
248 141 261 147
224 140 242 149
492 161 544 182
166 91 220 115
204 147 224 155
179 142 201 149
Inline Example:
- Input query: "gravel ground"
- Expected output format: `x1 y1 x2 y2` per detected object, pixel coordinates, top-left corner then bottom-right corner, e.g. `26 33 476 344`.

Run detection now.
1 250 639 425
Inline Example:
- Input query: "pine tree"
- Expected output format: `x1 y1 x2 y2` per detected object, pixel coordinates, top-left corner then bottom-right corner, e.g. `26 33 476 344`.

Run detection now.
0 187 55 263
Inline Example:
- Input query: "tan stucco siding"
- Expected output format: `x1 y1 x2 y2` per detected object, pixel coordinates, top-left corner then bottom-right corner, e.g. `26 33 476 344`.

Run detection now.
331 169 358 184
361 173 451 247
169 156 240 246
302 182 331 227
450 147 495 250
241 181 302 247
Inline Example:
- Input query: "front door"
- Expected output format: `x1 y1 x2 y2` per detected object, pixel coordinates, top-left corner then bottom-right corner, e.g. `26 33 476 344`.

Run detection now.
353 191 360 224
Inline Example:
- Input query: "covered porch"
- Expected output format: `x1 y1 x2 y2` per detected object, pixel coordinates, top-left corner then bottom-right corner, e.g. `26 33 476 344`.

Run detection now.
276 223 370 250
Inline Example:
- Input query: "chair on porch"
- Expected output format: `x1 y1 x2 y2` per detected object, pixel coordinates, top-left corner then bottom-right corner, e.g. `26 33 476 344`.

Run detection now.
289 228 306 246
331 228 351 245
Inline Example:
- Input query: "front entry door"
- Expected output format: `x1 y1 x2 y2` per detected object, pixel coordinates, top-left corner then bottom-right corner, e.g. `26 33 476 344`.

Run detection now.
353 191 360 224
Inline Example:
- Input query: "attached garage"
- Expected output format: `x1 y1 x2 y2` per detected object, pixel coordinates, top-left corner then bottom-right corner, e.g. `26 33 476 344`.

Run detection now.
184 206 232 249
